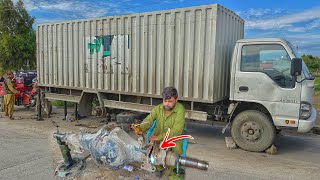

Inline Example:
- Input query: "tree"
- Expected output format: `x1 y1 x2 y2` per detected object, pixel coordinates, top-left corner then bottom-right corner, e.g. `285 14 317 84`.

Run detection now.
302 54 320 75
0 0 36 74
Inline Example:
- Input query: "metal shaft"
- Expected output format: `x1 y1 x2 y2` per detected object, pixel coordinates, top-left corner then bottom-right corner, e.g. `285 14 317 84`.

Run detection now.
178 157 209 171
36 89 42 121
64 101 67 120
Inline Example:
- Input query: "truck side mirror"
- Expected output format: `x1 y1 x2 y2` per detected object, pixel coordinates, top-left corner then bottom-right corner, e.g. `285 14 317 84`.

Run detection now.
291 58 302 76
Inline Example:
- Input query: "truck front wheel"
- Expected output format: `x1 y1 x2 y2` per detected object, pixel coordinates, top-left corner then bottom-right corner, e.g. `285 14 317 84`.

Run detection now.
231 110 275 152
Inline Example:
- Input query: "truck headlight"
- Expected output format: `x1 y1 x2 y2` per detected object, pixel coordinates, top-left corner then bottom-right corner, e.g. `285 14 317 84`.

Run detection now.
300 102 312 120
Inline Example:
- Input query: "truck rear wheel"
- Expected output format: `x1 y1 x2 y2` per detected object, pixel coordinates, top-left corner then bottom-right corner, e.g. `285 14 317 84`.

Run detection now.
231 110 275 152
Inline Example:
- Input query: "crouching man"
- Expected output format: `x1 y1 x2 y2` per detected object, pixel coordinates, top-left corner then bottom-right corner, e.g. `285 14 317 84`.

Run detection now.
136 86 185 180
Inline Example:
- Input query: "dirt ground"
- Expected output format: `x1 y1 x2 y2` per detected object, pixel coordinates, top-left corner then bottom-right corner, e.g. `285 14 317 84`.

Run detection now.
0 106 163 180
1 101 320 180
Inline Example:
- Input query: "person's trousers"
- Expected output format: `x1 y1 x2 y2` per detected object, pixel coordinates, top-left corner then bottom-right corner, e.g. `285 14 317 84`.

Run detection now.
4 94 15 117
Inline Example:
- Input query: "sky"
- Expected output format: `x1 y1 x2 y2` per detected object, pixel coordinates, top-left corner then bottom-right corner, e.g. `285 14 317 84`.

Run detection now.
16 0 320 56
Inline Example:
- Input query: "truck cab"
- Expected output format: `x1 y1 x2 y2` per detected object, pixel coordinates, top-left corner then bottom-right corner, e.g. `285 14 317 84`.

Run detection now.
229 38 317 152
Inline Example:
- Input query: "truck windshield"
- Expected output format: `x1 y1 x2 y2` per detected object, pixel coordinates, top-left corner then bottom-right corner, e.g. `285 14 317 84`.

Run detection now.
286 41 314 80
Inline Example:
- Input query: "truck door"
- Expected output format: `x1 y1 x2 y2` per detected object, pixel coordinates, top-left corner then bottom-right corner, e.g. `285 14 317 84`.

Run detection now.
233 43 301 127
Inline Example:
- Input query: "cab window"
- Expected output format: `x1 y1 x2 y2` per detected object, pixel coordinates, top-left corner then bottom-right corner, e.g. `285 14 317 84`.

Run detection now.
241 44 295 88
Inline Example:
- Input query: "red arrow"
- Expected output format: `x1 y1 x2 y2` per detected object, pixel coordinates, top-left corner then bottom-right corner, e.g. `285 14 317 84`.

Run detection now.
160 128 194 149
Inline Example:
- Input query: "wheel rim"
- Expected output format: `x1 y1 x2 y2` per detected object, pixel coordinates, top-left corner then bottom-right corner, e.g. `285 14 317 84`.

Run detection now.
240 121 263 141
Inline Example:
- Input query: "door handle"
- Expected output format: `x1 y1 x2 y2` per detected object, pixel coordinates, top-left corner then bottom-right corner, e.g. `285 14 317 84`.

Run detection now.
239 86 249 92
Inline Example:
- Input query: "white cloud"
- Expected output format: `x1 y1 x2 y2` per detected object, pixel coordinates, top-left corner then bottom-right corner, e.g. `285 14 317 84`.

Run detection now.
238 8 283 19
245 7 320 32
247 8 271 17
283 34 320 56
35 17 65 24
39 2 74 11
21 0 124 20
309 19 320 29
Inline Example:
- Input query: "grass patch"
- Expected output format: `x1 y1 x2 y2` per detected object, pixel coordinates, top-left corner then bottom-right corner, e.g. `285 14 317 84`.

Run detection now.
315 77 320 92
51 100 75 107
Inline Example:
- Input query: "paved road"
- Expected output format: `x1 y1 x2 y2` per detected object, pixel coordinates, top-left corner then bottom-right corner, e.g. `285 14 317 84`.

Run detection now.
185 122 320 180
0 119 54 180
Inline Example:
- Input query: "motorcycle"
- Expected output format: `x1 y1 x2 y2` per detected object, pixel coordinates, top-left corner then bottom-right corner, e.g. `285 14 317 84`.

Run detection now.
0 77 37 111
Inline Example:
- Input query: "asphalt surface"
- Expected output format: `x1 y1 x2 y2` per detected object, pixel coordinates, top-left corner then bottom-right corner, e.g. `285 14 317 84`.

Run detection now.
185 122 320 180
0 118 54 180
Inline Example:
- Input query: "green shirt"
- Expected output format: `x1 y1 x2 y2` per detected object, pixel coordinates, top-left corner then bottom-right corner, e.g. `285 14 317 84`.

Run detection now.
140 102 185 154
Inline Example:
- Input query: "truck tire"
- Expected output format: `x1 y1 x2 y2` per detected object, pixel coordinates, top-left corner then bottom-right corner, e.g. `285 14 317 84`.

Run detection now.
231 110 276 152
0 97 4 112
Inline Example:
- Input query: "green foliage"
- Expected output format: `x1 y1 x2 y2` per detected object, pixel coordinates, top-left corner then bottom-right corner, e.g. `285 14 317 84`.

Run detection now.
302 54 320 74
51 100 75 107
315 77 320 91
0 0 36 72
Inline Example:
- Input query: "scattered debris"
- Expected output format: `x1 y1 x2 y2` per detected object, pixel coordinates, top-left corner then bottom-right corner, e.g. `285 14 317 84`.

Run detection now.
66 113 76 122
312 126 320 135
122 164 134 172
54 157 85 178
74 123 98 129
105 122 121 131
225 137 237 149
265 145 278 155
118 175 125 180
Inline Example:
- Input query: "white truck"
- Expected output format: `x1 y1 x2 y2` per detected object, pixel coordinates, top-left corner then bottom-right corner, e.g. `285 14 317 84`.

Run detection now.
36 4 317 152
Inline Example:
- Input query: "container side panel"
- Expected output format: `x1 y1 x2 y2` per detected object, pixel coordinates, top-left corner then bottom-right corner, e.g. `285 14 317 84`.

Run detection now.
38 26 43 84
124 17 130 92
48 25 53 85
214 5 245 100
118 18 125 92
53 25 58 85
79 22 85 88
202 8 213 100
164 13 173 88
96 20 103 90
173 12 183 97
68 23 74 87
183 10 194 98
57 24 63 86
85 21 91 88
74 22 79 87
103 19 112 90
63 23 69 86
92 21 98 89
155 14 164 95
43 25 48 85
147 15 156 95
193 10 200 98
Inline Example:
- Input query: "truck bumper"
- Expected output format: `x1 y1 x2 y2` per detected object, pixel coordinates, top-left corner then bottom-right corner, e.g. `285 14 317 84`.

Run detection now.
298 108 317 133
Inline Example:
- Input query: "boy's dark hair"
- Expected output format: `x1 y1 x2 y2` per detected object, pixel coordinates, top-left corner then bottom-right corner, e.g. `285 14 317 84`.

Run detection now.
162 86 178 100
